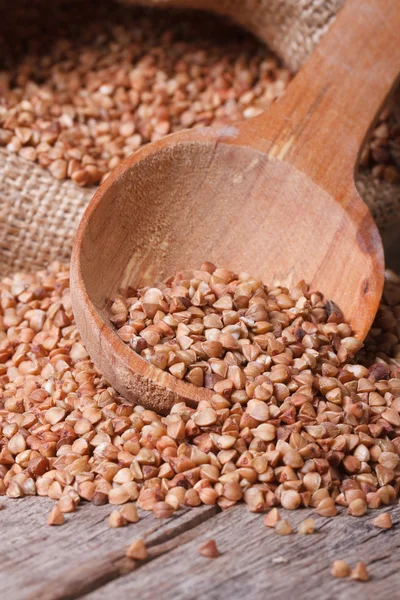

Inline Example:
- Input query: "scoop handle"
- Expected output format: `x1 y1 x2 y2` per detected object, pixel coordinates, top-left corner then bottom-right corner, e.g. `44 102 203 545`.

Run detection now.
242 0 400 196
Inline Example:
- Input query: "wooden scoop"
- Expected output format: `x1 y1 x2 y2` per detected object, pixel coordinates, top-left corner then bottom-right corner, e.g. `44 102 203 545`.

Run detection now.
71 0 400 413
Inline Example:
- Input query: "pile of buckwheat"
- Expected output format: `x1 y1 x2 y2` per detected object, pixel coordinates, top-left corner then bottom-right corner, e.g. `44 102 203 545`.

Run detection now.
0 0 399 187
0 0 289 186
0 261 399 530
0 1 400 546
111 263 371 393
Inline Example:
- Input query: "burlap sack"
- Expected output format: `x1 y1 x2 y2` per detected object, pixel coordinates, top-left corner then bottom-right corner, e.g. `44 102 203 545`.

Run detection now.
0 0 399 277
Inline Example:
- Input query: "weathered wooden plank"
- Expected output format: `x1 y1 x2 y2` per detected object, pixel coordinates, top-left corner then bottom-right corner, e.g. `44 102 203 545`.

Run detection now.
0 497 217 600
3 496 400 600
83 504 400 600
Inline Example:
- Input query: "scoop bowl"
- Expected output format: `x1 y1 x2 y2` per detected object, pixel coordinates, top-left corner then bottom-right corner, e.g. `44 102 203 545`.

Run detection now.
70 0 400 412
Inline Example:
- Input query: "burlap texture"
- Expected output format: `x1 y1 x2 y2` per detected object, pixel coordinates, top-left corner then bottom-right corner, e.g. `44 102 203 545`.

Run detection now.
122 0 344 72
0 0 399 277
0 148 93 274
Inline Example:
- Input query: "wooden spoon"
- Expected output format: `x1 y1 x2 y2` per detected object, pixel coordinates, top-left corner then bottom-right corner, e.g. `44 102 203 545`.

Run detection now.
71 0 400 413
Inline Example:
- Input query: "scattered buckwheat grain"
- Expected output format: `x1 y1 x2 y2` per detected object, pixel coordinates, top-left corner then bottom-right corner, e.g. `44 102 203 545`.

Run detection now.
198 539 220 558
126 538 148 560
108 511 127 528
372 512 392 529
298 518 316 535
348 499 367 517
315 498 337 518
120 503 139 523
264 508 280 528
47 505 65 526
275 520 292 535
350 562 370 582
271 556 289 564
152 501 175 519
331 560 351 578
58 496 76 514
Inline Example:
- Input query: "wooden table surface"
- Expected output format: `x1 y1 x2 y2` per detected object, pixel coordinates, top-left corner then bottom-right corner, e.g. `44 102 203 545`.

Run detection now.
1 496 400 600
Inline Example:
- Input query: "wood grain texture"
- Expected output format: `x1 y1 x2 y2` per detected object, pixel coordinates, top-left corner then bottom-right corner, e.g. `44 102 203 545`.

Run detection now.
70 0 400 413
3 498 400 600
0 497 216 600
83 503 400 600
